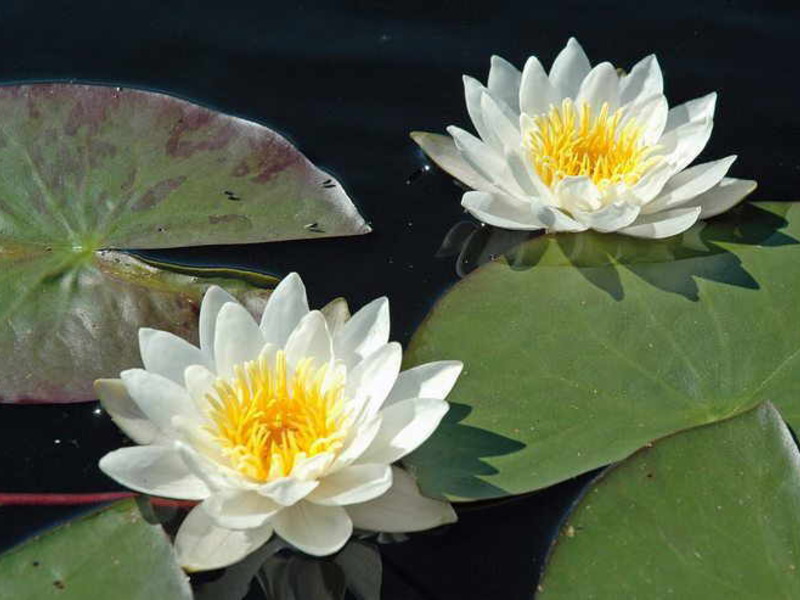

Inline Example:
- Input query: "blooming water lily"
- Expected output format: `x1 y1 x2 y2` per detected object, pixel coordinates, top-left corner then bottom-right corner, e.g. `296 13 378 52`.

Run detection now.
97 273 461 571
412 38 756 238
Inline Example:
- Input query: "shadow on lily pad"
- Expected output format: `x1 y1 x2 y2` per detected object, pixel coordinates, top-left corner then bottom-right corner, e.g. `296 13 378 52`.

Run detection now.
439 203 798 301
404 403 527 501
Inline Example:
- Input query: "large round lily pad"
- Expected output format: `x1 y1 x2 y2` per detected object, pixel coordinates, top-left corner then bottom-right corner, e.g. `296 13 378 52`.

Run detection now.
0 500 192 600
0 83 370 403
405 202 800 500
536 403 800 599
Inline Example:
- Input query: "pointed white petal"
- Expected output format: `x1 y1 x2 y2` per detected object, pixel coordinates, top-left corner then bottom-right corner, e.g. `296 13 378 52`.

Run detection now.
665 92 717 132
620 206 702 239
520 55 559 116
139 329 209 385
537 205 589 233
290 452 337 480
175 504 274 572
184 364 218 413
621 94 668 145
619 55 663 105
384 361 463 406
683 177 757 219
95 379 161 445
357 398 449 465
284 311 333 369
573 202 641 232
346 343 402 420
320 298 350 338
258 478 319 506
199 286 238 361
214 302 264 378
461 190 546 230
333 297 390 369
447 125 507 183
576 62 620 112
410 132 498 192
259 272 310 347
121 369 199 433
659 118 714 173
331 414 383 471
549 37 592 98
203 490 282 530
346 467 456 533
643 156 736 214
272 502 352 556
480 92 521 151
463 75 492 144
553 176 603 213
99 445 210 500
629 161 675 204
488 55 522 113
307 464 393 506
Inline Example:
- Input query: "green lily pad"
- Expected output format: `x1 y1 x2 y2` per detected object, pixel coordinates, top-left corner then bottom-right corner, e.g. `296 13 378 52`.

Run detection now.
0 83 372 403
0 500 192 600
536 403 800 599
0 250 272 403
405 202 800 500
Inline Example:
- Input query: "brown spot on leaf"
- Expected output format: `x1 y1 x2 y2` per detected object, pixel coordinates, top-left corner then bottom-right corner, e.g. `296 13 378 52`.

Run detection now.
133 176 186 211
165 107 235 159
53 580 66 590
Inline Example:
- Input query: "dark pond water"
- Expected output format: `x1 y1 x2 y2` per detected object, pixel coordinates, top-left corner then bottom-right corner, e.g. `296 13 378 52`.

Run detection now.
0 1 797 598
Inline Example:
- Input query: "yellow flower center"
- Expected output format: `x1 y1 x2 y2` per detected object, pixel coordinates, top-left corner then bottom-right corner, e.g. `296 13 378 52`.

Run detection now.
526 99 660 190
206 351 349 482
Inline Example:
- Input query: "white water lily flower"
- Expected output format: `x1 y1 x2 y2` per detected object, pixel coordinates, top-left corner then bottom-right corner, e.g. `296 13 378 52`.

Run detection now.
97 273 460 571
412 38 756 239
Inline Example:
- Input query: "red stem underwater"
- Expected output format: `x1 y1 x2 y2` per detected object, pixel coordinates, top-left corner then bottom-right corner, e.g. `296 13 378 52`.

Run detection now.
0 492 195 508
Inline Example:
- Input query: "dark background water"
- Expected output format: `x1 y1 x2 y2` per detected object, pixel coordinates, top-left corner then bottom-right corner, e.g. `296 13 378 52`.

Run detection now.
0 1 797 598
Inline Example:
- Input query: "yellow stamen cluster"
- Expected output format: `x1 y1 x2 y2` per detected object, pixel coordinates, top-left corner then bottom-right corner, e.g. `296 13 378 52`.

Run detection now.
526 99 660 189
206 351 348 482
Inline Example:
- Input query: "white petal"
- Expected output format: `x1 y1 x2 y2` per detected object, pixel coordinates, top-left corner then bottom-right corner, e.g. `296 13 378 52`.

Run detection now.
549 37 592 98
346 467 456 533
643 156 736 214
203 490 282 530
258 478 319 506
553 176 603 212
175 439 239 491
175 504 274 572
621 94 668 145
619 55 663 105
331 414 383 471
290 452 337 480
333 297 389 369
410 132 498 192
139 329 209 385
346 343 402 420
272 502 352 556
537 204 589 233
320 298 350 337
683 177 757 219
620 206 702 239
572 202 641 233
461 190 545 230
214 302 264 378
307 464 392 506
520 55 559 116
487 55 522 113
95 379 161 445
259 272 310 347
665 92 717 132
629 161 675 204
99 445 210 500
357 398 449 465
384 361 463 406
284 311 333 369
576 62 620 112
447 125 507 185
199 285 238 361
463 76 498 149
658 118 714 173
184 364 218 413
480 92 521 151
121 369 199 433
